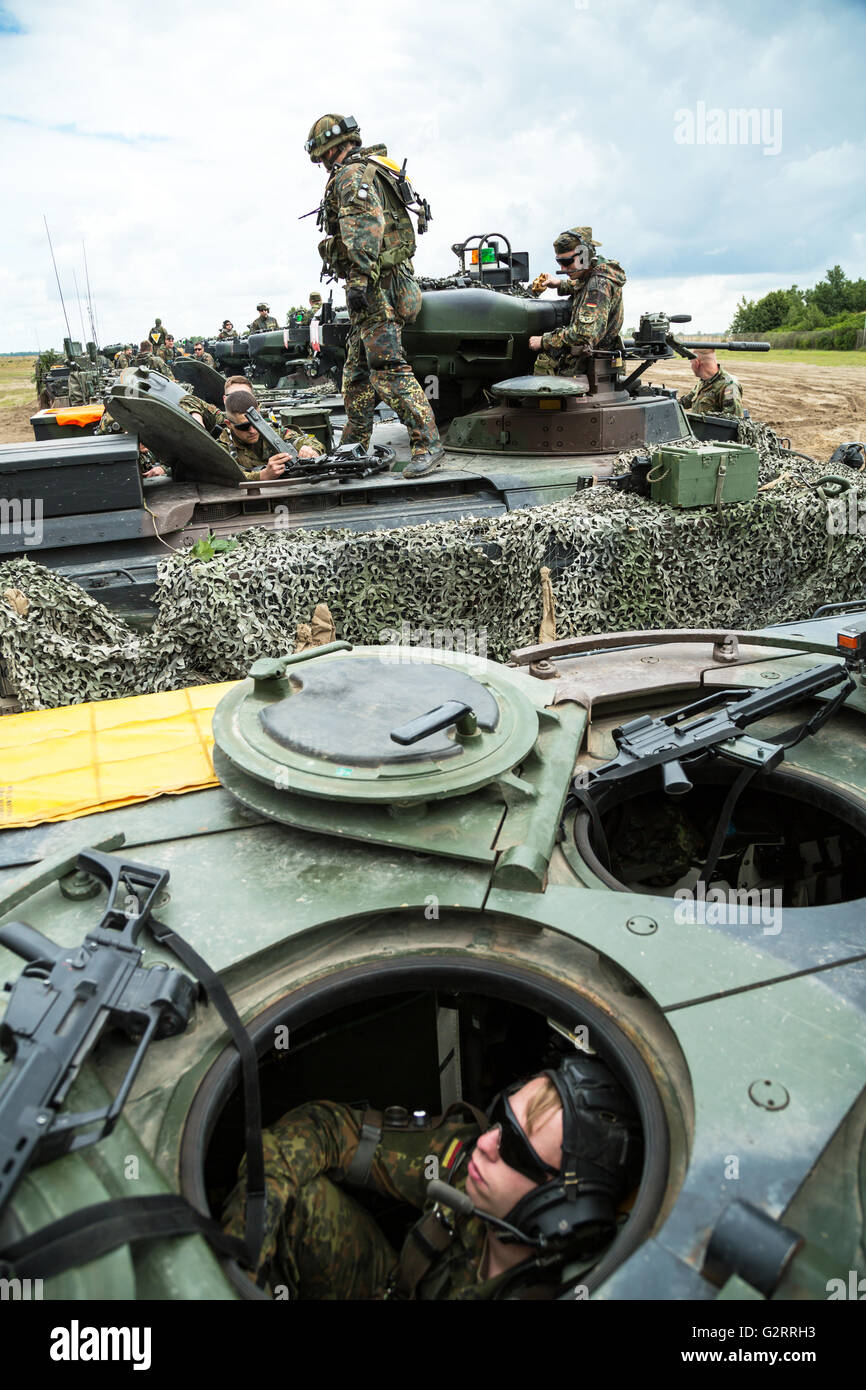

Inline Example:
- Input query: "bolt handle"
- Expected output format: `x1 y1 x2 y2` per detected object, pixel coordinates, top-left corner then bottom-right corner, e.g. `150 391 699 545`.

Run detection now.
390 701 477 746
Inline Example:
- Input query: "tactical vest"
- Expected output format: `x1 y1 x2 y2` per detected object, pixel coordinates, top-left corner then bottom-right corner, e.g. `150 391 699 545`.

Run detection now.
322 147 431 277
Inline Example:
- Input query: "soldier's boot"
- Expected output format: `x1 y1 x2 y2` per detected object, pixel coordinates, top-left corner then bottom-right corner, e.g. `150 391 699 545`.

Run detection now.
404 443 445 478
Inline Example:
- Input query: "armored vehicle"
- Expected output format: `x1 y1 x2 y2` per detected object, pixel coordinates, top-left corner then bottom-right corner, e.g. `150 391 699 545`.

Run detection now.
3 251 769 621
1 610 864 1303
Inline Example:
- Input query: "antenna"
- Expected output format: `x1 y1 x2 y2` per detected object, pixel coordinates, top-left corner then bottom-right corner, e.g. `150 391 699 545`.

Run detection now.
82 240 99 345
72 267 88 345
43 215 72 343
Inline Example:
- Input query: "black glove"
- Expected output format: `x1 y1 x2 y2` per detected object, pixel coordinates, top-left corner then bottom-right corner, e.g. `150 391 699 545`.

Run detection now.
346 286 370 315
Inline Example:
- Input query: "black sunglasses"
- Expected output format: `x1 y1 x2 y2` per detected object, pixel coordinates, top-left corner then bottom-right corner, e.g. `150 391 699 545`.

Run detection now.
230 419 256 432
485 1086 559 1185
556 253 580 267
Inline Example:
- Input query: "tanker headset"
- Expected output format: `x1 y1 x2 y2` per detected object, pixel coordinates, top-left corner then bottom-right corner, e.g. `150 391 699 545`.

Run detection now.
430 1053 643 1259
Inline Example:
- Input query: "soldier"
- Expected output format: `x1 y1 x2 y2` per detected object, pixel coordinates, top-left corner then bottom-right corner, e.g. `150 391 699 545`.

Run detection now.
222 1053 641 1300
133 340 175 378
148 317 168 349
161 334 178 365
248 303 279 334
113 346 132 370
294 291 324 326
192 341 216 368
216 378 324 482
217 320 237 341
305 112 443 478
678 349 744 418
529 227 626 376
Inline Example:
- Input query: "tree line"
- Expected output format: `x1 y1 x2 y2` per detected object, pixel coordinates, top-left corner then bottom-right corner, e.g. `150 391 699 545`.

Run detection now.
729 266 866 348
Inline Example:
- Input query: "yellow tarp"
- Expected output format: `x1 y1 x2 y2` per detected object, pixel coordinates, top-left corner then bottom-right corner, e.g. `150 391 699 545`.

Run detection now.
0 682 239 830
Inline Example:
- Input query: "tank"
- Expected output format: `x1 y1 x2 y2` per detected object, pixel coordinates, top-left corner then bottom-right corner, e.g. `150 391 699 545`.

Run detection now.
2 280 770 624
1 612 864 1304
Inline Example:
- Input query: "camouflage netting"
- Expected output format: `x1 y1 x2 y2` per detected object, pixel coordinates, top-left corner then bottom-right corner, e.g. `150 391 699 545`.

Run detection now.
2 425 865 710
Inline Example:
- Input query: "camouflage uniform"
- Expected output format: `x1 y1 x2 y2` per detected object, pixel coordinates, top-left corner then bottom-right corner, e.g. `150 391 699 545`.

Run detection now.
161 344 178 365
113 350 131 370
222 1101 525 1300
217 327 237 341
133 351 175 379
216 417 323 481
540 257 627 373
148 322 168 348
248 314 279 334
179 393 226 437
319 144 439 457
679 368 744 418
193 350 216 368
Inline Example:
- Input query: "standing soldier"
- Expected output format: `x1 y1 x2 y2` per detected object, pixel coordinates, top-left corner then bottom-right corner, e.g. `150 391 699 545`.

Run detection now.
529 228 626 376
678 348 744 418
148 317 168 349
248 303 278 333
305 113 443 477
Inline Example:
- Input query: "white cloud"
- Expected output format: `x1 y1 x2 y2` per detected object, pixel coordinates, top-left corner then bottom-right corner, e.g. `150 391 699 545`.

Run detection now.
0 0 864 349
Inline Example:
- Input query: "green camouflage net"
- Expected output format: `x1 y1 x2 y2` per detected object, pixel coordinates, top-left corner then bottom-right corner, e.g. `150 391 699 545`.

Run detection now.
2 425 865 709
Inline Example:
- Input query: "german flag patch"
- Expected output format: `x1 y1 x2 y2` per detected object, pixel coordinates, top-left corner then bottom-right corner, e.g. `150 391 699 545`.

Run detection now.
443 1138 464 1173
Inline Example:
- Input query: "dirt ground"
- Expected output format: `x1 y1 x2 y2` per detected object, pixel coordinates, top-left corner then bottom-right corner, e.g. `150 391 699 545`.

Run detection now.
640 358 866 462
1 355 864 459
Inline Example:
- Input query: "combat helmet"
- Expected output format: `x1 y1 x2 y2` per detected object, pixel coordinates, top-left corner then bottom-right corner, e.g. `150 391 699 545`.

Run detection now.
305 114 361 163
489 1053 643 1256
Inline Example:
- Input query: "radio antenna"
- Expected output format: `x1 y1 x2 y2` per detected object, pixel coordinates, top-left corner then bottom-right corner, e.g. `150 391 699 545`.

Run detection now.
43 215 72 342
82 240 99 344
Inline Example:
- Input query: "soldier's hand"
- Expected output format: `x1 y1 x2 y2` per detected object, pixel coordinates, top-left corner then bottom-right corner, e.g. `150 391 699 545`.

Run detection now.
298 445 318 459
540 273 562 290
143 464 166 477
262 455 290 479
529 336 543 352
346 286 370 315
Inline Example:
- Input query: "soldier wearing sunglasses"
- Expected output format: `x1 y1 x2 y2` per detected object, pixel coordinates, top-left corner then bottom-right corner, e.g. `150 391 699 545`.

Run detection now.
528 226 626 375
222 1052 641 1299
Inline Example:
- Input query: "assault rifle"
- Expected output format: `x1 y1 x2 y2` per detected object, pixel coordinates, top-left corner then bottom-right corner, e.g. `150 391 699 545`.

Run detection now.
580 662 854 798
0 849 196 1221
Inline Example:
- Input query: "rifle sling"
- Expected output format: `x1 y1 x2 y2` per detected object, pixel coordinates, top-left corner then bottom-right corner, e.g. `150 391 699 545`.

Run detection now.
0 1195 248 1282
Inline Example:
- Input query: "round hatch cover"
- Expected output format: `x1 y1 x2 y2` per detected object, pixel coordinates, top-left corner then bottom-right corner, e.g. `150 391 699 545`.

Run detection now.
489 375 588 399
212 646 543 805
260 658 499 765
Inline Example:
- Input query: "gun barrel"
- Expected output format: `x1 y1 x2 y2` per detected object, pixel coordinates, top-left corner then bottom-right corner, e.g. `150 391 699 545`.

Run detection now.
679 341 771 352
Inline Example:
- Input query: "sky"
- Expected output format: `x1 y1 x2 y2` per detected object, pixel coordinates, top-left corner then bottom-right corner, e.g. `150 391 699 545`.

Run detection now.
0 0 864 350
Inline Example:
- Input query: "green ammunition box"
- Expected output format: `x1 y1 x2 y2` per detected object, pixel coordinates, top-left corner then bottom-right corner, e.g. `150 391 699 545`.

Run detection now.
648 442 759 508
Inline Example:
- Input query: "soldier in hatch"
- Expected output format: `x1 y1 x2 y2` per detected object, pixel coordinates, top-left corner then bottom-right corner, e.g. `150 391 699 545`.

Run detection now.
132 340 175 378
215 378 323 482
305 112 442 478
217 319 237 340
192 340 216 368
529 227 626 376
248 302 279 334
160 334 178 365
295 291 323 325
678 348 744 418
222 1052 641 1300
